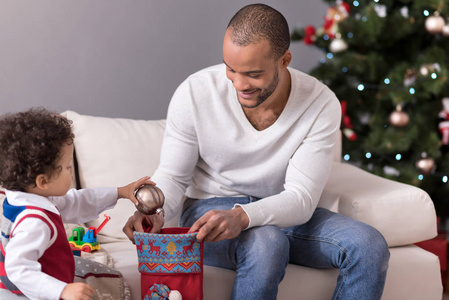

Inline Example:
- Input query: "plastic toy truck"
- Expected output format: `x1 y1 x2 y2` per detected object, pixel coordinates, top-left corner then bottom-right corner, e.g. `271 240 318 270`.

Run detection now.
68 214 111 253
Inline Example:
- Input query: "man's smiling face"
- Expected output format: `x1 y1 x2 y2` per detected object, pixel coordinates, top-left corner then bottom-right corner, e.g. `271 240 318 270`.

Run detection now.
223 30 280 109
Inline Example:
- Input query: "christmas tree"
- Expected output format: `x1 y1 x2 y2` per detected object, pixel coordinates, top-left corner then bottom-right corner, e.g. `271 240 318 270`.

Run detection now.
292 0 449 219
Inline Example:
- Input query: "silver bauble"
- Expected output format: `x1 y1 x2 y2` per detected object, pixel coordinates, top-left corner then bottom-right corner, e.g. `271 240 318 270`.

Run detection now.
389 107 409 127
442 24 449 37
425 14 445 34
329 38 348 53
134 185 165 215
416 157 435 175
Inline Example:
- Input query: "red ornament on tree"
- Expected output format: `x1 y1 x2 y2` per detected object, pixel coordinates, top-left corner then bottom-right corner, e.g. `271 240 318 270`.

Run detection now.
438 97 449 153
303 25 316 44
341 100 357 141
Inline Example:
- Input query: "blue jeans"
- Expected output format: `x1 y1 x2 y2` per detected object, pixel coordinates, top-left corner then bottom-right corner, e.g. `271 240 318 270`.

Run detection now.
180 197 390 300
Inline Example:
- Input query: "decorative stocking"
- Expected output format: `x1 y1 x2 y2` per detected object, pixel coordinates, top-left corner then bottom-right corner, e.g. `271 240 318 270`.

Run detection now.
135 228 203 300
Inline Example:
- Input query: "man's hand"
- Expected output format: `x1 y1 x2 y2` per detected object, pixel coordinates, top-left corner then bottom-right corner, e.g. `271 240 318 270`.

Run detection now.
122 210 164 243
188 206 249 242
117 176 156 205
60 282 95 300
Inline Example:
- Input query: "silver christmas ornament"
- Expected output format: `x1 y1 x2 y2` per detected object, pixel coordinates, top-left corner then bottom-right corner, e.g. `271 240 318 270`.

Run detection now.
374 4 387 18
329 37 348 53
420 63 441 76
134 184 165 215
425 13 445 34
442 24 449 37
389 106 409 127
416 156 435 175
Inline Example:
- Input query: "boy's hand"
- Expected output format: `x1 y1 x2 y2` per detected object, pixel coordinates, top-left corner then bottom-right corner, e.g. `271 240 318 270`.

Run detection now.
117 176 155 205
60 282 95 300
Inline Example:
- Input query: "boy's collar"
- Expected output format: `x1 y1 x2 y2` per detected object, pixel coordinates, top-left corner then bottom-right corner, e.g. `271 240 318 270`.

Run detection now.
4 189 60 215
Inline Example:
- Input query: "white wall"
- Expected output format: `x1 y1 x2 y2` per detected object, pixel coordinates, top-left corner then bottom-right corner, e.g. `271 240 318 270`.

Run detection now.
0 0 327 120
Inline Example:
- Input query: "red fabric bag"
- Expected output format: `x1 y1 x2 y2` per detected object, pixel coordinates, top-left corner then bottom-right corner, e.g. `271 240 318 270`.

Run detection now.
134 227 203 300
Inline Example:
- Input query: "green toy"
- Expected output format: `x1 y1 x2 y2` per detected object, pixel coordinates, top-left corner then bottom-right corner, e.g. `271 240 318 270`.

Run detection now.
68 214 111 253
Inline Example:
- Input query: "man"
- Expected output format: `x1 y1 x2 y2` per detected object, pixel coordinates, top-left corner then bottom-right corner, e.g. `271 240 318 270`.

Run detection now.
124 4 390 299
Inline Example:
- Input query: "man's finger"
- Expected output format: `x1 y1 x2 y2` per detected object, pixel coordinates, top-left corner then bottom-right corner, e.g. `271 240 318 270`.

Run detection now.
122 219 135 242
146 214 164 233
122 212 145 243
196 222 216 242
188 216 205 233
132 212 145 232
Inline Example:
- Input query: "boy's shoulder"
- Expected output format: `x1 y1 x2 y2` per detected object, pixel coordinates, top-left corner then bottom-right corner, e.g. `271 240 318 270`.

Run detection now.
2 199 49 223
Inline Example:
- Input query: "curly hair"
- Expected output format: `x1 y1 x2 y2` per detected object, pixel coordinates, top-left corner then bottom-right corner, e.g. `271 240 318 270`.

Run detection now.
0 107 74 192
227 4 290 60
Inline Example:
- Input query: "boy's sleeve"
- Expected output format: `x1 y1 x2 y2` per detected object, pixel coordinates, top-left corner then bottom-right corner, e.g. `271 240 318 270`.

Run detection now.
52 187 118 223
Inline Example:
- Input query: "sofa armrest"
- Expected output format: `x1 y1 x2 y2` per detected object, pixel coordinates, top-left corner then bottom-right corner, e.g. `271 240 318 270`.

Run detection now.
319 163 437 247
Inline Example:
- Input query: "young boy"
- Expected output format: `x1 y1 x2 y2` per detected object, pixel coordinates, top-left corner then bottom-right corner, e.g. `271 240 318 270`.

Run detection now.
0 107 153 300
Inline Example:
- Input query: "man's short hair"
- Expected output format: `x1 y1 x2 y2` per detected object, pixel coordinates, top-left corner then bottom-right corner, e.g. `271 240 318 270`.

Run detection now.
227 4 290 60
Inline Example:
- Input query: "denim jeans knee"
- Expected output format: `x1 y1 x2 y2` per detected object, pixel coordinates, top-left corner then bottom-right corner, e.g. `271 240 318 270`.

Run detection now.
231 225 289 300
283 208 389 300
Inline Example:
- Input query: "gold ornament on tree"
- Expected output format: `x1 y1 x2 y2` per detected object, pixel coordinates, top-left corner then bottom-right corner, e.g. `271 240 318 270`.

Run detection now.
389 105 409 127
425 12 445 34
415 153 435 175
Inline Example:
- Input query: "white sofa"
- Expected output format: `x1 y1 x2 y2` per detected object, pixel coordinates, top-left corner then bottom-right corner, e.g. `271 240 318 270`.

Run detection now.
1 110 442 300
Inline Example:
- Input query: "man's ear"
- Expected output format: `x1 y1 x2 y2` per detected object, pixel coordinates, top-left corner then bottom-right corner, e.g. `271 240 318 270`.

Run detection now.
35 174 50 190
280 50 292 68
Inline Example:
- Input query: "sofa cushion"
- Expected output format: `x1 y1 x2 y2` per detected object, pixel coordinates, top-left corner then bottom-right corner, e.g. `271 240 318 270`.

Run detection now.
102 240 443 300
62 111 166 242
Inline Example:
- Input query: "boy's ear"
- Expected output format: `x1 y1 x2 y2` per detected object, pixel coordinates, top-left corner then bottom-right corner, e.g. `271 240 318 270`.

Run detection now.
35 174 50 190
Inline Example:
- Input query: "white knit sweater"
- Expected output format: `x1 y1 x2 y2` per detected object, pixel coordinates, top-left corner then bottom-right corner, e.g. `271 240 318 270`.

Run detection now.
152 64 341 229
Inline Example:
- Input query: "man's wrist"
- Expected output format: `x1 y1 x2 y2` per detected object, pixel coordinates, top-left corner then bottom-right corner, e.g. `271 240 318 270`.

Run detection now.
233 205 250 230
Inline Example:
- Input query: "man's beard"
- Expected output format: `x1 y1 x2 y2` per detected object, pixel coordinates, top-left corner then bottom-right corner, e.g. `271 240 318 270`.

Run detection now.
240 69 279 109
